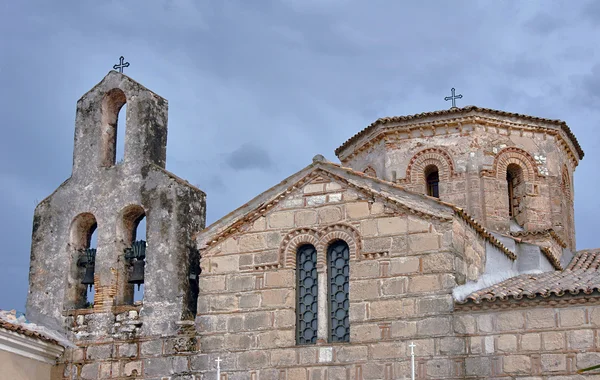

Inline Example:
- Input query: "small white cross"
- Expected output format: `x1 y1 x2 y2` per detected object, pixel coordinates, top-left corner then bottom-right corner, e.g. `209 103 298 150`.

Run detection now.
216 357 222 380
409 342 416 380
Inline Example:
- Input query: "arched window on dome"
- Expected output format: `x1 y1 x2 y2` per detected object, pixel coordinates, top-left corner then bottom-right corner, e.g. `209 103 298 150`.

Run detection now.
506 164 524 218
425 165 440 198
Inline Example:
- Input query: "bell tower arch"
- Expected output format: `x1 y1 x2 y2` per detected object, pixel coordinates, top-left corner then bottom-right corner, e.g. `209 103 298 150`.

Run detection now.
26 71 206 337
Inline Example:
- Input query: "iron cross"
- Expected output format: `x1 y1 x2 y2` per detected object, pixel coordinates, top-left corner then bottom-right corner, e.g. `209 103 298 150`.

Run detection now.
113 56 130 73
444 88 462 109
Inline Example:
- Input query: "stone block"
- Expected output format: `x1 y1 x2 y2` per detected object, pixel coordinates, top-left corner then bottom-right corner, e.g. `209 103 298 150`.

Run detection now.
239 293 261 309
577 352 600 371
261 289 293 307
541 353 566 372
496 311 524 331
408 274 441 293
296 210 317 226
271 349 297 366
210 294 238 311
370 298 414 319
189 354 209 371
526 309 556 329
477 314 494 333
198 275 226 292
252 216 266 231
274 309 295 328
389 257 419 274
239 234 267 251
346 202 370 219
350 323 381 341
408 233 440 252
589 305 600 326
80 363 99 380
360 219 378 237
422 252 454 272
227 315 244 332
439 337 465 355
225 333 254 350
391 320 417 338
257 329 295 349
238 350 269 369
465 357 491 377
381 277 407 296
453 314 476 334
227 274 256 291
335 345 368 362
245 311 272 330
362 237 391 253
350 280 380 300
568 329 594 349
99 362 114 379
254 250 279 265
417 295 453 314
349 302 367 322
124 360 142 377
426 359 452 378
542 331 565 351
144 357 173 377
328 366 347 380
328 192 342 202
306 195 326 206
269 211 295 228
298 346 317 364
287 367 308 380
200 335 225 351
521 333 541 351
497 334 517 352
304 183 324 194
209 255 239 273
318 206 342 223
417 317 451 336
502 355 531 374
118 343 138 358
390 236 407 253
370 202 384 215
87 344 112 361
371 342 405 359
349 261 379 279
141 340 163 356
560 307 586 327
326 182 342 191
408 217 430 233
265 270 294 288
377 216 407 235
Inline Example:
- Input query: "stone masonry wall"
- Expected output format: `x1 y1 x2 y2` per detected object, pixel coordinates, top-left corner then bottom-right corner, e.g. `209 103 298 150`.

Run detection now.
454 299 600 378
195 175 489 379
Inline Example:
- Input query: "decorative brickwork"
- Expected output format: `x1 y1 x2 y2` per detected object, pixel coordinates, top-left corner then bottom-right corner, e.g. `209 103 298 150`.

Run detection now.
405 147 455 185
483 147 539 181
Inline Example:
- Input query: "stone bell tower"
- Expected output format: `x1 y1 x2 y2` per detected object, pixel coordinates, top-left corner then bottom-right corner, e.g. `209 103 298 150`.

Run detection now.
25 71 206 338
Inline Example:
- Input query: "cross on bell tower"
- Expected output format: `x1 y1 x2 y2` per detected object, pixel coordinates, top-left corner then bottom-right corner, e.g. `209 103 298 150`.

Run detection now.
113 56 130 73
444 88 463 109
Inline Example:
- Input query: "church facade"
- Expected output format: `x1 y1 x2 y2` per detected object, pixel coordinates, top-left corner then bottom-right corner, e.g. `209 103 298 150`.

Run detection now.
25 72 600 379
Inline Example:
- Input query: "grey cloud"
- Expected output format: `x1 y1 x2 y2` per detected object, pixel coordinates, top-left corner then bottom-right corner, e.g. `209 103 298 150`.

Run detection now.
225 143 274 171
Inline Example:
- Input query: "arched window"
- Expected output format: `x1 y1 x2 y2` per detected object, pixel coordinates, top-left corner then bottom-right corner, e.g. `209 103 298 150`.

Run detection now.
363 166 377 177
425 165 440 198
119 205 147 305
506 164 524 217
328 241 350 343
101 88 127 167
69 213 98 309
296 244 318 345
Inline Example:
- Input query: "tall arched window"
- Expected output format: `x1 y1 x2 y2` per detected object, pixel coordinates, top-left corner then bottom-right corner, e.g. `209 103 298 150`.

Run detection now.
425 165 440 198
69 213 98 309
506 164 524 217
328 241 350 343
101 88 127 167
296 244 318 345
119 205 147 305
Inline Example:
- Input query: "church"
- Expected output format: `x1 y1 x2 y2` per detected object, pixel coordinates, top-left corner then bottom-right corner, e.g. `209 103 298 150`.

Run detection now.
21 71 600 379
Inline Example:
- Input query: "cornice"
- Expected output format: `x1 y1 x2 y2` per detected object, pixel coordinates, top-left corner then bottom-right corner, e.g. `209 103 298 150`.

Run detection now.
0 327 64 365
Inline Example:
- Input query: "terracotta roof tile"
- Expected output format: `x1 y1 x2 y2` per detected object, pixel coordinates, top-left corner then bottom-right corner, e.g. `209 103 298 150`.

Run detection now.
335 106 584 159
459 249 600 304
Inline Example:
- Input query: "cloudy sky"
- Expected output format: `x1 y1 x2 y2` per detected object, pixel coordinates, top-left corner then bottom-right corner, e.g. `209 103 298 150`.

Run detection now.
1 1 599 311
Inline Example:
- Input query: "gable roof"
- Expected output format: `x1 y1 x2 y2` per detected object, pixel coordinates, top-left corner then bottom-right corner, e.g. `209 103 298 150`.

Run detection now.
335 105 584 160
196 157 515 260
458 249 600 305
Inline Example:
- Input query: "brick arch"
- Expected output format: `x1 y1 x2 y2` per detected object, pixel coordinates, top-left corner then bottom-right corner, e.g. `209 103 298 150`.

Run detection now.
406 148 454 184
561 165 572 200
493 147 538 182
280 228 320 269
316 224 361 269
363 166 377 177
